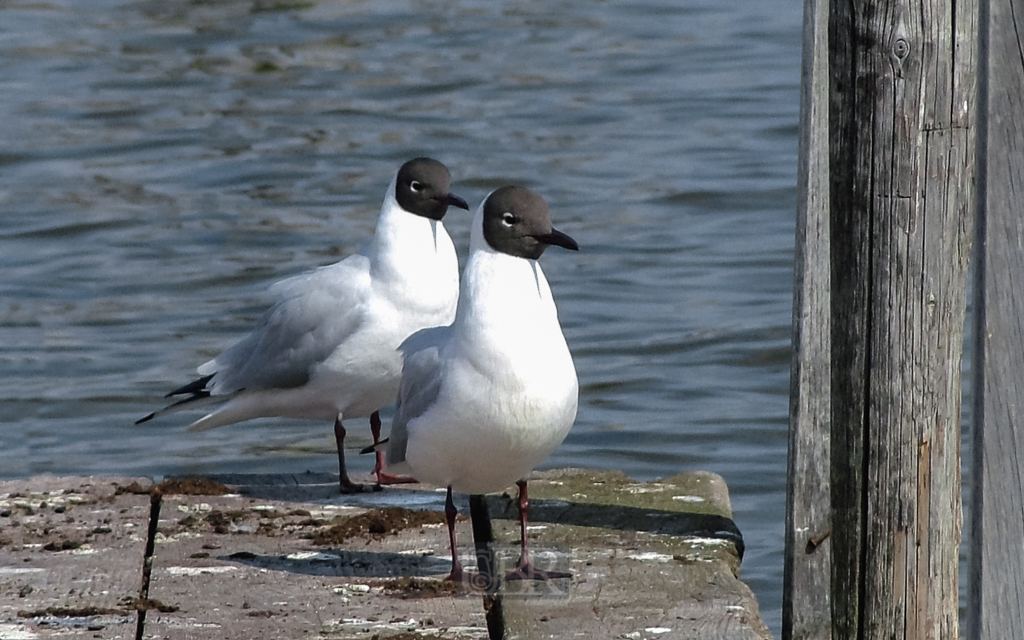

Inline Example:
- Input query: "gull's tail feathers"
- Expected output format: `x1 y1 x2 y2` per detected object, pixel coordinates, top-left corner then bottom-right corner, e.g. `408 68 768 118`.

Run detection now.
135 374 225 425
184 393 267 432
359 438 413 477
359 439 389 455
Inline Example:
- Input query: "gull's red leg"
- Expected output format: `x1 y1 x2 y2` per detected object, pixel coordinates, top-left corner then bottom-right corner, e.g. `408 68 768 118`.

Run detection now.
369 411 416 485
506 480 571 580
334 416 370 494
442 486 490 589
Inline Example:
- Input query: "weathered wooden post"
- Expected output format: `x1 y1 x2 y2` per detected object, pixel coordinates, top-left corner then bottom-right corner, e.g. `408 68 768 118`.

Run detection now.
967 0 1024 636
827 0 977 638
784 0 831 635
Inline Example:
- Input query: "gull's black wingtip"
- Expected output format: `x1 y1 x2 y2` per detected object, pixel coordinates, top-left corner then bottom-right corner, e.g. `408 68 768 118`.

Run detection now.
135 412 156 425
165 373 215 399
359 438 389 455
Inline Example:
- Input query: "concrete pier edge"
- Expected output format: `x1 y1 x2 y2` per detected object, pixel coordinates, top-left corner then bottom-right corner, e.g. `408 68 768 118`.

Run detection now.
0 469 771 640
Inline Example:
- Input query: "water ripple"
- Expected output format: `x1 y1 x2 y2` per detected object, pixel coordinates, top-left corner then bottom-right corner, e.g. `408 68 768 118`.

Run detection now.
0 0 801 634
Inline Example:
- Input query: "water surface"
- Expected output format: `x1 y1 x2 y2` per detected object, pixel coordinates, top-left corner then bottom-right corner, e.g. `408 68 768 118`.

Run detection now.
0 0 802 634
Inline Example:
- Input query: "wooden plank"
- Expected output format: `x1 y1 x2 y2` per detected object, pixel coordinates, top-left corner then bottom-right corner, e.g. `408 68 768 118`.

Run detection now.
783 0 831 636
826 1 976 638
967 0 1024 635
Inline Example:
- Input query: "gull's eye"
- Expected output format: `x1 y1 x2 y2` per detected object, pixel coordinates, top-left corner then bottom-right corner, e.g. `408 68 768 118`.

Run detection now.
410 180 424 193
502 212 518 226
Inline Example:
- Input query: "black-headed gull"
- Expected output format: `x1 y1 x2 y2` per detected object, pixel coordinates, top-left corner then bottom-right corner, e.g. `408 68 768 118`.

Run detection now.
138 157 468 493
384 185 579 581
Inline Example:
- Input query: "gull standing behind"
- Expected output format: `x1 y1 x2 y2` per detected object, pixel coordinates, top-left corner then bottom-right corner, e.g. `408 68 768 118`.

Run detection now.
385 185 579 581
137 158 468 493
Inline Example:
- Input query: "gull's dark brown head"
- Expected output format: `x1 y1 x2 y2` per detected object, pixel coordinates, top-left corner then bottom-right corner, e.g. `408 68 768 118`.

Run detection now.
394 158 468 220
482 186 578 259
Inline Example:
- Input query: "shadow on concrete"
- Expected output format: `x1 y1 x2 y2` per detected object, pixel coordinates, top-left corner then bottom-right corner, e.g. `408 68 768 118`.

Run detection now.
484 494 746 560
217 548 451 578
202 473 745 560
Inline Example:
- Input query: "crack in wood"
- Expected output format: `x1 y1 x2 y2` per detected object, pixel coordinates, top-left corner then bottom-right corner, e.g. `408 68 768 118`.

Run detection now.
136 491 162 640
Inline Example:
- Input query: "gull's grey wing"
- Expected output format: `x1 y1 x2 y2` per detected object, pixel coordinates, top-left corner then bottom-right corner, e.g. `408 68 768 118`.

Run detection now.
387 325 451 466
199 257 370 394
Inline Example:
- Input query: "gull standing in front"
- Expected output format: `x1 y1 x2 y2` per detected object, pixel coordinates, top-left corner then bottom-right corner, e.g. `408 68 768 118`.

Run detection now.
137 158 468 493
386 185 579 581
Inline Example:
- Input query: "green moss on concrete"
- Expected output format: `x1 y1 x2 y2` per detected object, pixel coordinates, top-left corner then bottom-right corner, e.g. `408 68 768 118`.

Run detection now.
507 468 733 518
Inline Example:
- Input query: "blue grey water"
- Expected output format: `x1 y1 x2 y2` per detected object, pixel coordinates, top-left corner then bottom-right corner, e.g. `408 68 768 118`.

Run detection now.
0 0 802 634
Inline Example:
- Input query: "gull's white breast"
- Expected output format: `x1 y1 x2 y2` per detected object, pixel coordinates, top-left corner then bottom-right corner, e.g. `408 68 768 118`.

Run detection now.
403 250 578 494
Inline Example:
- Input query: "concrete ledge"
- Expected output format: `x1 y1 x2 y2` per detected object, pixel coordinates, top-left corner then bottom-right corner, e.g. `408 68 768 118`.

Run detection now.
483 470 767 639
0 470 770 640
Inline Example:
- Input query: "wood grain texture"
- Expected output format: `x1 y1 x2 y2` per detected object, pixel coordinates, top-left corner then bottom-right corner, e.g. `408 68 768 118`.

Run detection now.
784 0 831 637
968 0 1024 636
827 1 976 638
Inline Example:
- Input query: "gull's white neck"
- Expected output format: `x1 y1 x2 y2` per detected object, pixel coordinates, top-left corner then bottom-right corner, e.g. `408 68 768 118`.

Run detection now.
369 176 448 283
453 201 563 365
